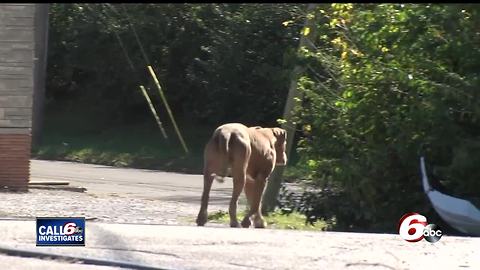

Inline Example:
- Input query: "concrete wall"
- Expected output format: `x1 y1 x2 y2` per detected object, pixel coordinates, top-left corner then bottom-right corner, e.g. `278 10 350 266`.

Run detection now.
0 4 35 191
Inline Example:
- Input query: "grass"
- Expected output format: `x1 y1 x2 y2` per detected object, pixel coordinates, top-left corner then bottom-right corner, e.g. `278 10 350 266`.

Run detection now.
32 107 307 175
206 209 331 231
32 108 213 174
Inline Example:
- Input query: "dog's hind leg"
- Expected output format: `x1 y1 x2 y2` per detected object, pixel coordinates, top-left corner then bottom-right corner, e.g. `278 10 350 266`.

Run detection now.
197 143 219 226
229 170 247 227
228 137 251 228
196 168 214 226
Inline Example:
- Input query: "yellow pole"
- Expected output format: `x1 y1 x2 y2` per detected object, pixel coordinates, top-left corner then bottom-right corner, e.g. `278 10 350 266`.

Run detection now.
139 85 168 139
147 65 189 154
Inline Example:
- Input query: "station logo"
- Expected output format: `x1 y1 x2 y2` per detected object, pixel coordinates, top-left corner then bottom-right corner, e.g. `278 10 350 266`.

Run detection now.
36 217 85 246
398 212 442 243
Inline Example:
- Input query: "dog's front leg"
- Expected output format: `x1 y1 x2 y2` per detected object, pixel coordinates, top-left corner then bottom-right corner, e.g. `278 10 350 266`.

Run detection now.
252 177 268 228
229 172 245 228
241 175 257 228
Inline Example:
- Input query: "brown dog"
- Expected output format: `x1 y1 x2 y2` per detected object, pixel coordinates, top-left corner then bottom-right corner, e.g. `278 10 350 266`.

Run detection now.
196 123 287 228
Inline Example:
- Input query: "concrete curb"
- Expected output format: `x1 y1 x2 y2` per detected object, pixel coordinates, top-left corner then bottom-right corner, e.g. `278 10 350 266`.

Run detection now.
29 181 71 186
27 180 87 193
0 245 170 270
28 186 87 193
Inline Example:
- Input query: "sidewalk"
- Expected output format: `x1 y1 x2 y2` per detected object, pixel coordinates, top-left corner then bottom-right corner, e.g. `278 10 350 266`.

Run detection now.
0 220 479 270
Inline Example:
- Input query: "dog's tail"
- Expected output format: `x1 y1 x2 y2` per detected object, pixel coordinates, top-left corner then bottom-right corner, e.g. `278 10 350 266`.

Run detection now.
212 131 231 183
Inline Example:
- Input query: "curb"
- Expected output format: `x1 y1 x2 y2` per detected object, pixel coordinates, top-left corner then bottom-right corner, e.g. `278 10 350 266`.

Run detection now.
27 180 87 193
0 245 170 270
28 186 87 193
29 181 70 186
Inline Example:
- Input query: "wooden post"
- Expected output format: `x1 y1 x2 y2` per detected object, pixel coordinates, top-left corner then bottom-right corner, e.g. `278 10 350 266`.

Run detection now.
262 4 318 213
139 85 168 139
147 66 189 154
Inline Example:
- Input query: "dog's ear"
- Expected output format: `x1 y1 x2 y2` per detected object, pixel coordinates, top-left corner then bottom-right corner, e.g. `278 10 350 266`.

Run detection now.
272 128 287 142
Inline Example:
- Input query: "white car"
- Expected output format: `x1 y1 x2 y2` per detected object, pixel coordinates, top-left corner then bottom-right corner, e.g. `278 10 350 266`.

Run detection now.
420 157 480 236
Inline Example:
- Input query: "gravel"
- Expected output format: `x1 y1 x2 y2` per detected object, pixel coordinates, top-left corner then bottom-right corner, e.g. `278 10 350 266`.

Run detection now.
0 189 226 226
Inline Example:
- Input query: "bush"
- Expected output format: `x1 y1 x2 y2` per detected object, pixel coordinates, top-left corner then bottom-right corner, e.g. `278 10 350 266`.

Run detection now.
291 4 480 231
47 4 305 126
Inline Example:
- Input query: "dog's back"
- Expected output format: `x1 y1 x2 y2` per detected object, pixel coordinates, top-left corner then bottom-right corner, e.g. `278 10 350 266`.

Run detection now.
204 123 250 182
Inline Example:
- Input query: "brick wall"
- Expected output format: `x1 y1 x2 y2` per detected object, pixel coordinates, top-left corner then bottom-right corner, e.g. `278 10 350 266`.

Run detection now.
0 133 31 190
0 4 35 191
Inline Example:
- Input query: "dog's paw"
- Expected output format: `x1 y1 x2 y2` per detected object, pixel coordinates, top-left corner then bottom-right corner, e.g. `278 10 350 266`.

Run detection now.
230 220 241 228
241 216 252 228
212 173 226 183
254 217 267 229
196 212 208 226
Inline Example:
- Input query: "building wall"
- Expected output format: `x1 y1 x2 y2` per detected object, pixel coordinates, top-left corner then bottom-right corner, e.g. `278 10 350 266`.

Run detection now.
0 4 35 191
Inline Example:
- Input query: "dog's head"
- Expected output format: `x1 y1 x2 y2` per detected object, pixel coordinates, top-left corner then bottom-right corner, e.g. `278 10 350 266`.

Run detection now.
271 127 288 166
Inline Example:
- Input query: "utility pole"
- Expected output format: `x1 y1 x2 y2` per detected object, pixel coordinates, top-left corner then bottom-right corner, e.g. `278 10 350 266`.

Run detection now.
32 4 50 147
262 4 318 213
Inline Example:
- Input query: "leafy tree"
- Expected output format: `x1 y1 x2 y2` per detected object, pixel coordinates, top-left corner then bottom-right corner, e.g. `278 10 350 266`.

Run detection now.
46 4 305 126
290 4 480 231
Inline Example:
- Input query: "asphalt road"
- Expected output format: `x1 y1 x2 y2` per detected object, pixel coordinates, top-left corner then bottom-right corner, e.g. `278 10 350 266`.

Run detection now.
0 160 476 269
31 159 232 205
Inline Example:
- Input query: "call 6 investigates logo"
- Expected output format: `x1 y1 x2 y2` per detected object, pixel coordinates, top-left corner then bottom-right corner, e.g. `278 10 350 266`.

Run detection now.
398 212 443 243
36 217 85 246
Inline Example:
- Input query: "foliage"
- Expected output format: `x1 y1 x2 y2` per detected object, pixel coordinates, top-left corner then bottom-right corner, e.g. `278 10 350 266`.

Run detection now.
292 4 480 231
47 4 305 126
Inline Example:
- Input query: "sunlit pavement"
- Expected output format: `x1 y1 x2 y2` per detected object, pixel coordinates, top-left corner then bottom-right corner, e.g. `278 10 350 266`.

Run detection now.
0 220 478 270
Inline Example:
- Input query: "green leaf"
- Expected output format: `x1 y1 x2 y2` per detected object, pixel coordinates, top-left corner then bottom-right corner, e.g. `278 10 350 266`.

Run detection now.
282 20 294 27
302 27 311 36
277 119 287 125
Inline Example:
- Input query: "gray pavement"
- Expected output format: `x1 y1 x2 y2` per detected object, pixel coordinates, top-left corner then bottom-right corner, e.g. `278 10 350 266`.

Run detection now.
31 160 232 205
1 220 479 270
0 160 478 269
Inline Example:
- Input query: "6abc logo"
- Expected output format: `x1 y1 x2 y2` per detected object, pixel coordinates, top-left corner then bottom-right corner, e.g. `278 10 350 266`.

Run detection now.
398 212 443 243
